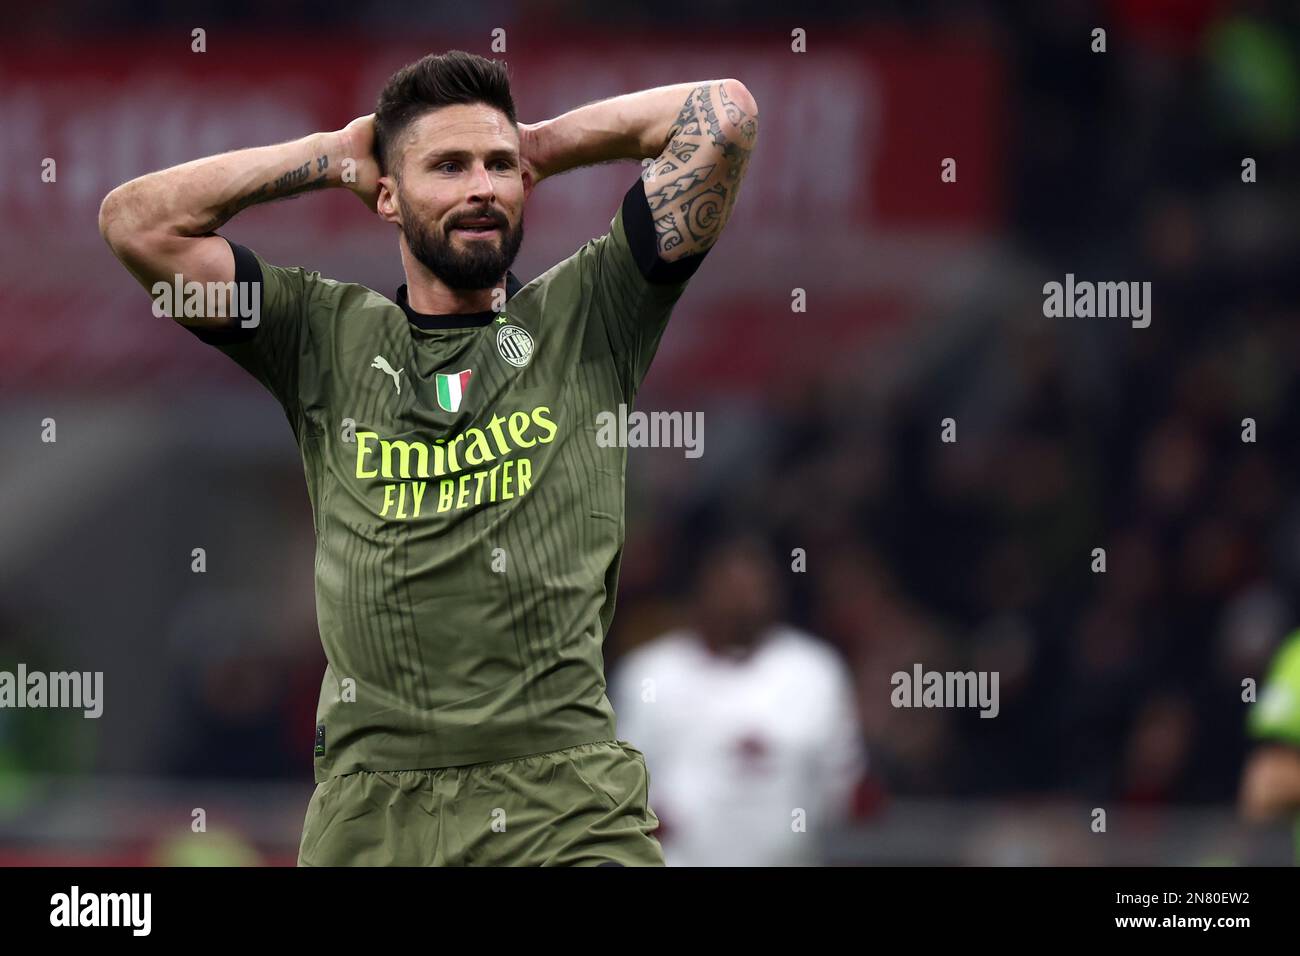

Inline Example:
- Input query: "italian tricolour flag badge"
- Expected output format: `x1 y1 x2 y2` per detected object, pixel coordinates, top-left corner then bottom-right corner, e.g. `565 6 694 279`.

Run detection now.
435 369 472 413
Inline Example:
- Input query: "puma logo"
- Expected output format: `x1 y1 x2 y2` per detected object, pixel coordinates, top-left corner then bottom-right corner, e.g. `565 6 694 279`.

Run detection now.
371 355 404 394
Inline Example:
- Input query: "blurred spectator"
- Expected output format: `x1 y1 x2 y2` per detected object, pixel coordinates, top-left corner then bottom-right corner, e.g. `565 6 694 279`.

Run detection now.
610 533 866 865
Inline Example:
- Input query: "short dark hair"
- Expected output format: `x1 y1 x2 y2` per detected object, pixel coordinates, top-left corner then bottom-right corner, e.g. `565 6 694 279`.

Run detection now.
374 50 517 178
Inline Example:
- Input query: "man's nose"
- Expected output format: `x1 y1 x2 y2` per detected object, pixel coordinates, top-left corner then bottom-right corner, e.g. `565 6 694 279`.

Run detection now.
466 162 496 202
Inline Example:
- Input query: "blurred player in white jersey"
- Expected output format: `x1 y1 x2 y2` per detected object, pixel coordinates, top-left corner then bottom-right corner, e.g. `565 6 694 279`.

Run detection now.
610 533 866 866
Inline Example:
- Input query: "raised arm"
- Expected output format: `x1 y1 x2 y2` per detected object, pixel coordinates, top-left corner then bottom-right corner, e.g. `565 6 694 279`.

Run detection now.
97 115 381 329
522 78 758 261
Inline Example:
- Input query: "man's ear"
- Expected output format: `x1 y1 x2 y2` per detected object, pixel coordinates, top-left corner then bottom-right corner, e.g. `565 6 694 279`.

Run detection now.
377 176 401 225
521 167 536 203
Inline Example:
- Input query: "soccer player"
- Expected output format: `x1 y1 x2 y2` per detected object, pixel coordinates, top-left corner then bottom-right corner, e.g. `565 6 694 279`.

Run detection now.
1239 628 1300 861
98 51 758 866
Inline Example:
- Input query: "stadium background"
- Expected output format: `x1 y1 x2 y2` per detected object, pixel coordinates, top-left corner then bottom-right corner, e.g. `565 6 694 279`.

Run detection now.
3 0 1299 864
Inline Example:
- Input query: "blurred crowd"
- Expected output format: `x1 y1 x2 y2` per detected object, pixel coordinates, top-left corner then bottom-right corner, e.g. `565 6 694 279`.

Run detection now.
612 0 1300 811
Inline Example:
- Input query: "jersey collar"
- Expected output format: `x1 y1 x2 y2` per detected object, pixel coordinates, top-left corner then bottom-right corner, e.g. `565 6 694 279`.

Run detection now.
397 271 523 330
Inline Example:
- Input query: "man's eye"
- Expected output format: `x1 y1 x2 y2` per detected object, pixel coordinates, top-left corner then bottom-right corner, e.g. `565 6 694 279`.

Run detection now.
436 162 458 173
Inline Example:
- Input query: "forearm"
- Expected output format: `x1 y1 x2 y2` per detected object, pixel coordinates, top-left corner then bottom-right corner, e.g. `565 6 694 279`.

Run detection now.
99 129 348 244
527 81 726 179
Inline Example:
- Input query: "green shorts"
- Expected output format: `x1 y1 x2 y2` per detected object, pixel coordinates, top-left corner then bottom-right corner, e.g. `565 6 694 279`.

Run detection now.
297 738 664 866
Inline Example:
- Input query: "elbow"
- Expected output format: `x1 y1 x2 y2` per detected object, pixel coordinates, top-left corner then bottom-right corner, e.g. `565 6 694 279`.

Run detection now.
719 79 759 122
98 184 131 250
717 79 758 155
98 181 159 263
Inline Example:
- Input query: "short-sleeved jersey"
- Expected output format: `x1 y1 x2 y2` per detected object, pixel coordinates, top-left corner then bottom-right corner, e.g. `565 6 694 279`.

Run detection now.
189 176 706 781
1249 630 1300 748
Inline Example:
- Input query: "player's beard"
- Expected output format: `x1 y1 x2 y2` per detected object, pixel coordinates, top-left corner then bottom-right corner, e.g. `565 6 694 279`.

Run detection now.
400 196 524 292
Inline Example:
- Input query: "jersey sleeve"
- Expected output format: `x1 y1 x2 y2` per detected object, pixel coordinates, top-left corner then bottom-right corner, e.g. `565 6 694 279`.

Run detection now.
181 238 317 436
586 175 710 393
1249 631 1300 747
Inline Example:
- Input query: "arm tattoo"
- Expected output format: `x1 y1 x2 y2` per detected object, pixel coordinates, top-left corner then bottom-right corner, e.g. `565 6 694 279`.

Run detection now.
196 154 330 235
643 163 717 212
644 82 756 258
654 209 685 253
716 86 756 184
666 137 698 165
679 184 727 239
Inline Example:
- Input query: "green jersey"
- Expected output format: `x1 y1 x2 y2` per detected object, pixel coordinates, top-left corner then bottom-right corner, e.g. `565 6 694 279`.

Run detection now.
189 177 706 782
1250 630 1300 747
